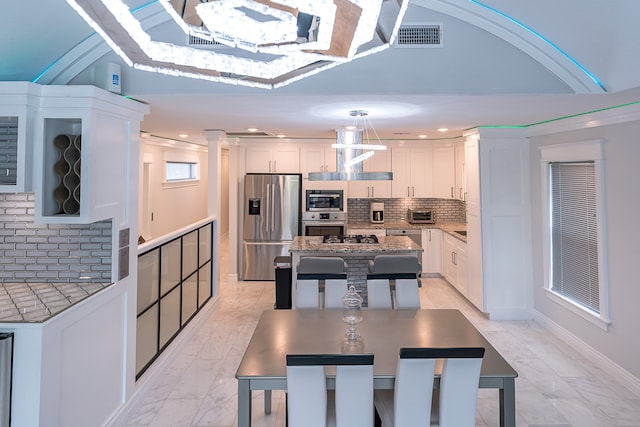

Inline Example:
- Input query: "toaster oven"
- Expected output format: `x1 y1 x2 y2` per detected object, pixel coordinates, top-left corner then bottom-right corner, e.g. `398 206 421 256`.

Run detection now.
407 209 436 224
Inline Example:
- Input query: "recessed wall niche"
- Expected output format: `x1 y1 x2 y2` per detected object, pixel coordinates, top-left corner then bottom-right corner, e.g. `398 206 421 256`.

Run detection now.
43 118 82 217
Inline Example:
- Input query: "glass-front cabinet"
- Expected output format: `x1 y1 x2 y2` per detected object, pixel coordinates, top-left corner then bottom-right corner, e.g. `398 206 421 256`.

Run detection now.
0 84 37 193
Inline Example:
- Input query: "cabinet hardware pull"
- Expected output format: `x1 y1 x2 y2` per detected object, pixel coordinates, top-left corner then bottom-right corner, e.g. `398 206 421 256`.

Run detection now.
451 186 454 198
407 186 410 197
5 168 8 176
273 160 277 172
460 187 463 199
412 186 415 197
428 230 431 242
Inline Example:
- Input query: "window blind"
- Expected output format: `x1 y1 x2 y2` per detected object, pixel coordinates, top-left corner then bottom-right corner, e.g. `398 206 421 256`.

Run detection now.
549 161 599 313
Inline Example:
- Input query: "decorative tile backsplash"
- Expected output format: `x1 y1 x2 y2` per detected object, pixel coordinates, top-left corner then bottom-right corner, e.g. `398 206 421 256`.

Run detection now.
347 198 466 223
0 193 112 282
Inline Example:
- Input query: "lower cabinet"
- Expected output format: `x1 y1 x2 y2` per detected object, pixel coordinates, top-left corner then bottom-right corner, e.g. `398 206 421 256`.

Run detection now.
422 228 442 274
442 233 467 295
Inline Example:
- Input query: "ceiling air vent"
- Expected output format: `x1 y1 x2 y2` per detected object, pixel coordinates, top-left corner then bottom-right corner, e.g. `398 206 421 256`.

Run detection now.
188 34 224 49
396 23 443 48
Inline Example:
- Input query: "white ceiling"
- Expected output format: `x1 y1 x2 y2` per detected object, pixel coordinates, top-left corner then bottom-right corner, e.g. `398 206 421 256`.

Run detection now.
3 0 640 145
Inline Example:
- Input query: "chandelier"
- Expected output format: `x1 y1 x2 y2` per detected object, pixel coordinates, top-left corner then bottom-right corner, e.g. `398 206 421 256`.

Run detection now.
65 0 409 89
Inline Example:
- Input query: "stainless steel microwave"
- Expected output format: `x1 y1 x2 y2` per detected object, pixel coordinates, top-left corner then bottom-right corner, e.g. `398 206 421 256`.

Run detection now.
305 190 344 211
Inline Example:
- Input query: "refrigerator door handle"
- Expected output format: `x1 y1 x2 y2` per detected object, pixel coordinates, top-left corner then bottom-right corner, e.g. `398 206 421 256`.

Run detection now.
266 183 271 233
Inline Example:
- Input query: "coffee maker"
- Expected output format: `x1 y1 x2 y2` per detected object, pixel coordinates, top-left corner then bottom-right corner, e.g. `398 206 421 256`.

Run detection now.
370 201 384 224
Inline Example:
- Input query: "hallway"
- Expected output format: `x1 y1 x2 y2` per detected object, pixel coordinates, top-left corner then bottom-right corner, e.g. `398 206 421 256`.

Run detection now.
124 239 640 426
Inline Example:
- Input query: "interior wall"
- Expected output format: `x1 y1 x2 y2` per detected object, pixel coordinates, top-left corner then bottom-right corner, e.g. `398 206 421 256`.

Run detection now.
139 140 209 241
529 119 640 379
220 148 229 237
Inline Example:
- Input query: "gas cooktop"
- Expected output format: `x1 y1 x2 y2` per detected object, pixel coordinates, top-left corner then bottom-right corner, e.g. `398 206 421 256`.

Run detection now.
322 235 379 244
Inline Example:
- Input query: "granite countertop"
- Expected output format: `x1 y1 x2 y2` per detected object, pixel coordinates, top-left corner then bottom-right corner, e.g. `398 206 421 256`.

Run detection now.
289 235 423 254
347 221 468 242
0 282 112 323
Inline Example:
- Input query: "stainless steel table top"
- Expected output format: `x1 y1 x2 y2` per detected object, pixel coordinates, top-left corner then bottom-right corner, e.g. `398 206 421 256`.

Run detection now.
236 308 517 381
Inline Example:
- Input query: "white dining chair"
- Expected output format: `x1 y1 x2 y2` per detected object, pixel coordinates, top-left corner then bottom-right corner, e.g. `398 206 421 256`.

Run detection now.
366 279 393 309
323 278 349 309
374 347 485 427
394 278 421 309
297 257 347 309
295 279 321 309
286 353 375 427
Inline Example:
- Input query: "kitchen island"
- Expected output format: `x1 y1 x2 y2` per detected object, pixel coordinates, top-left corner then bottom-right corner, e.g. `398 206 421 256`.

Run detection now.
289 235 423 307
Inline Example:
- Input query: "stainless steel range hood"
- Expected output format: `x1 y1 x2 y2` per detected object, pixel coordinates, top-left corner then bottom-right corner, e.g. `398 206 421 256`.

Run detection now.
308 129 393 181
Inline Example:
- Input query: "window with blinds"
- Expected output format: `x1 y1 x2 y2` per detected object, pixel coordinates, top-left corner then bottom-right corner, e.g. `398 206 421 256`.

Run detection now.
549 161 599 313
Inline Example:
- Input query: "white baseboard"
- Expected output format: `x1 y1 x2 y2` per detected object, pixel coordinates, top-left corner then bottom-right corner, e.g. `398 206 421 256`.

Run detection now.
533 309 640 397
105 295 220 427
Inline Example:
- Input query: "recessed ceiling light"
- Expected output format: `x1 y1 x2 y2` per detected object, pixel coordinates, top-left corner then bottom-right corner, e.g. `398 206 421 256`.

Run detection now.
277 134 286 138
178 133 189 138
247 128 259 132
345 125 357 131
437 128 448 132
418 134 428 138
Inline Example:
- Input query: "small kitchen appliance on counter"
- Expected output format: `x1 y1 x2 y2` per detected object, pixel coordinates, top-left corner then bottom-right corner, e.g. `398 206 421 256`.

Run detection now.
407 209 436 224
370 202 384 224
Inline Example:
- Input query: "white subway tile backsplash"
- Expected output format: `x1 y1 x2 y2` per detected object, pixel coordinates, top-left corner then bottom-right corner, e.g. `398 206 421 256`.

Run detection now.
0 193 112 282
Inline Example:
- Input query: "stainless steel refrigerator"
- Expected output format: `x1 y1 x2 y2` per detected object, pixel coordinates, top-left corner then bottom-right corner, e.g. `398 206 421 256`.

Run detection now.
241 173 301 280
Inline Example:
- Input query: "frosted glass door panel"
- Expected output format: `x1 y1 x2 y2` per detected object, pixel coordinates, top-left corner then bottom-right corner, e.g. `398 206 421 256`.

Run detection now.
159 287 180 347
137 249 159 313
161 239 181 295
199 224 212 266
182 274 198 325
136 303 158 373
182 230 198 279
198 263 212 307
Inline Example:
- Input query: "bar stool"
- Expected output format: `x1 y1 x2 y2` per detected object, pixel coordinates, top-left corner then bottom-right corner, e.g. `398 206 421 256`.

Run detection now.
296 257 348 309
367 255 422 309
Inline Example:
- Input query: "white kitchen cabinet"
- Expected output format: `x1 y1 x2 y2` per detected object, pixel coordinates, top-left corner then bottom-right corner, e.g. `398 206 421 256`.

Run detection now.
245 144 299 173
300 145 344 191
432 143 456 199
465 207 483 309
422 228 442 274
348 149 391 198
455 139 465 200
33 85 148 223
391 147 432 198
462 129 533 320
442 232 466 295
0 83 38 193
300 145 336 175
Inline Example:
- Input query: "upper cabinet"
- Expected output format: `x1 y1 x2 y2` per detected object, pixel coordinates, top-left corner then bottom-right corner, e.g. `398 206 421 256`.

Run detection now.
33 85 148 223
390 142 455 199
300 144 346 191
0 83 38 193
454 139 465 201
431 143 456 199
348 149 391 198
391 146 432 198
245 144 299 173
300 144 336 175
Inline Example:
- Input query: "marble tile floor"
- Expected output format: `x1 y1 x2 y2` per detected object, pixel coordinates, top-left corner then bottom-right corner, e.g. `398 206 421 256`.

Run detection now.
125 244 640 427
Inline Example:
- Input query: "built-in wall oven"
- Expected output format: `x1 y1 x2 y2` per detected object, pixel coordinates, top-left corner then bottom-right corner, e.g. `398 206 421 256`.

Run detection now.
302 211 347 236
303 189 347 236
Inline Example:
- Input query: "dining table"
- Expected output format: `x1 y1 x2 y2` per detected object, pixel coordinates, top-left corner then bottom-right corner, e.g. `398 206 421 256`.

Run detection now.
235 308 517 427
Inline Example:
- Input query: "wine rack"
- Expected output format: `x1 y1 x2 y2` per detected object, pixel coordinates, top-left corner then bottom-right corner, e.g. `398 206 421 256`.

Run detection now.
53 134 81 215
